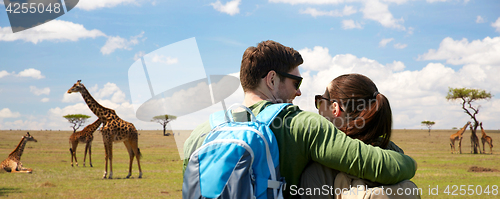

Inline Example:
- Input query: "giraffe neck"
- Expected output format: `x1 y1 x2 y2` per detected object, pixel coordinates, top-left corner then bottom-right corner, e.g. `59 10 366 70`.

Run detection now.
8 137 27 161
459 123 469 135
80 86 114 120
480 126 486 137
82 119 102 134
462 123 469 130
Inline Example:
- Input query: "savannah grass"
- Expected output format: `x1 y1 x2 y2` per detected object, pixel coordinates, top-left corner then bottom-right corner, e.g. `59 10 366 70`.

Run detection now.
392 129 500 198
0 130 185 198
1 129 499 198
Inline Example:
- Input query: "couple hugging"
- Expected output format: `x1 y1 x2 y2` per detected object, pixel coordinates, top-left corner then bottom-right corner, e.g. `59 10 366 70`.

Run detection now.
183 40 420 199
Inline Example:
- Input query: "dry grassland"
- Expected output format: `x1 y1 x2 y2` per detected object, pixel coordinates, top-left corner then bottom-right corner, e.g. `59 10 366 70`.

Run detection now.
1 128 499 198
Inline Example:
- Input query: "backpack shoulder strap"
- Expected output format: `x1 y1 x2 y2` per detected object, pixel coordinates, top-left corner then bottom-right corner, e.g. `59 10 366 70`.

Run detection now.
209 103 291 128
209 110 226 129
256 103 291 126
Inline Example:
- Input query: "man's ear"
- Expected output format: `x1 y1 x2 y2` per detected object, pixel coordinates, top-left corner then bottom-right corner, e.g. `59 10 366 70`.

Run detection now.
265 71 278 89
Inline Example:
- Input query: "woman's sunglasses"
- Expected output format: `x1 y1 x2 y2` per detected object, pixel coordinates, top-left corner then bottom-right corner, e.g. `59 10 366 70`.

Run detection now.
314 95 344 112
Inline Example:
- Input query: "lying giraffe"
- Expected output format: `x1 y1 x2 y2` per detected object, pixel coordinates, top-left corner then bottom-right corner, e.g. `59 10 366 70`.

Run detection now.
480 122 493 154
67 80 142 179
450 121 470 154
1 132 38 173
69 118 103 167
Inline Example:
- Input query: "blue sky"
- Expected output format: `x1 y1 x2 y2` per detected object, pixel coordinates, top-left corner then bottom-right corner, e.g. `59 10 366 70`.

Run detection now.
1 0 500 131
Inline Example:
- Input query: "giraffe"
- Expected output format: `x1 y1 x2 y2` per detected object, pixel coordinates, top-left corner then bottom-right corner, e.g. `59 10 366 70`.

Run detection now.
450 121 470 154
69 118 103 167
67 80 142 179
480 122 493 154
470 125 481 154
1 132 37 173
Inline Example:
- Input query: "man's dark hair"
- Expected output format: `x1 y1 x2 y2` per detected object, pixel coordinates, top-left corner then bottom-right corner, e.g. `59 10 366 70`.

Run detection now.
240 40 303 91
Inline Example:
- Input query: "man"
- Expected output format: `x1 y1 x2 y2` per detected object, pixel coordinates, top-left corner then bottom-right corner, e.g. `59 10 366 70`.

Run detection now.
183 40 417 198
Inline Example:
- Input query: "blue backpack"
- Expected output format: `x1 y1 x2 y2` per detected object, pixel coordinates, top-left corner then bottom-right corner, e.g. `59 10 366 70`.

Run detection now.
183 103 289 199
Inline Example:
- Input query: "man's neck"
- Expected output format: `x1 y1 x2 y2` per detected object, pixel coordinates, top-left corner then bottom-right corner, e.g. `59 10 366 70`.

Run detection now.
243 90 272 107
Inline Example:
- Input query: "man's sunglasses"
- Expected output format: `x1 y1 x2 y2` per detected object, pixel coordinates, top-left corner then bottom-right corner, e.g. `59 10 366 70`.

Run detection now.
274 71 302 90
314 95 344 112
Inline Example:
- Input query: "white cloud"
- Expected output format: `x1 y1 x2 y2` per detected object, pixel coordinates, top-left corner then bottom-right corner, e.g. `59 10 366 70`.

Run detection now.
211 0 241 16
394 43 407 49
0 69 45 79
1 119 46 130
269 0 344 5
300 5 357 17
65 82 127 104
0 70 11 78
0 20 106 44
0 108 21 118
62 93 83 103
362 0 405 30
50 103 94 118
426 0 448 2
41 98 50 102
17 68 45 79
342 19 363 29
381 0 407 4
341 5 357 15
298 46 336 71
134 51 146 61
30 86 50 96
386 60 405 71
426 0 469 2
492 17 500 33
76 0 137 11
476 16 485 23
272 0 406 30
95 82 127 104
379 38 394 47
101 31 145 55
0 20 143 55
406 27 414 35
151 54 179 65
418 36 500 66
297 45 500 129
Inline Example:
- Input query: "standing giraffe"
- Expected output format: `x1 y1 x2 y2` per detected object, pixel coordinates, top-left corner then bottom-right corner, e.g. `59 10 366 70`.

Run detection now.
67 80 142 179
470 125 481 154
480 122 493 154
69 118 102 167
450 121 470 154
1 132 37 173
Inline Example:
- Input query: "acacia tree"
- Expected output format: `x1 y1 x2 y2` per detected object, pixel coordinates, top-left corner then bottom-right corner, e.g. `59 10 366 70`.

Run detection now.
152 114 177 136
63 114 91 133
421 121 435 135
446 87 492 154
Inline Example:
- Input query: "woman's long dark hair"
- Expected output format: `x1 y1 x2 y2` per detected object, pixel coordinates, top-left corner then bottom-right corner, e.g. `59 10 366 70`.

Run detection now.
328 74 392 148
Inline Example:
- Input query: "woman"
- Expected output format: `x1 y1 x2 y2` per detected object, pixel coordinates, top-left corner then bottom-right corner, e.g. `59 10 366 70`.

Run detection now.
315 73 403 153
301 73 419 199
